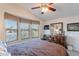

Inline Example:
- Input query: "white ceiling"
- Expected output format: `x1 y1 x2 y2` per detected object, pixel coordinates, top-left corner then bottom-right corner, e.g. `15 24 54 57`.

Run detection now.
19 3 79 20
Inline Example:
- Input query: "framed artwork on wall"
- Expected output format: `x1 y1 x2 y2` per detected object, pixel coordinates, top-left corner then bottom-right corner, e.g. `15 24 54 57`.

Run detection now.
50 22 63 35
67 23 79 31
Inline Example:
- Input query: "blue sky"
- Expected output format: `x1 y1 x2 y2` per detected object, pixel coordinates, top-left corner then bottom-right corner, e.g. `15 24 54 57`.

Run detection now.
5 19 17 29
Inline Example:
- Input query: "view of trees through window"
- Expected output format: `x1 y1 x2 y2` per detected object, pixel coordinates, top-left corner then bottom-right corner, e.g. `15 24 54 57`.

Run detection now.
31 24 39 38
5 13 39 42
5 19 17 42
20 23 30 39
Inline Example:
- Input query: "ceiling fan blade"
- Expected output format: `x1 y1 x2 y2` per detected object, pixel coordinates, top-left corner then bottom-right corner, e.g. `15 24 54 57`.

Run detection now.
49 7 56 11
31 7 40 9
48 3 53 5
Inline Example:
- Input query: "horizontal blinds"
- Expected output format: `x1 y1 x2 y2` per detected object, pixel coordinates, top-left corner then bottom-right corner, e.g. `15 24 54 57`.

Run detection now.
4 12 40 24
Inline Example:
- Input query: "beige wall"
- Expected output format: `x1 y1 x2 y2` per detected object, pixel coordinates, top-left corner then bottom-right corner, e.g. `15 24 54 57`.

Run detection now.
0 9 4 40
0 3 44 41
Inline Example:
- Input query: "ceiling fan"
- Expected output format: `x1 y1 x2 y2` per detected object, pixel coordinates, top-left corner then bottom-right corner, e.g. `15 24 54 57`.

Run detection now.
31 3 56 14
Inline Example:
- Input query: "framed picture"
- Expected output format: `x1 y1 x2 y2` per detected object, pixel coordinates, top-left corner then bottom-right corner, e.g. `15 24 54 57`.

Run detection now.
50 22 63 35
67 23 79 31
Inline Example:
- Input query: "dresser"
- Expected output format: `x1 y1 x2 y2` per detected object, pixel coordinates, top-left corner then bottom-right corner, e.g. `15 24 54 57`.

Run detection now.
49 34 67 49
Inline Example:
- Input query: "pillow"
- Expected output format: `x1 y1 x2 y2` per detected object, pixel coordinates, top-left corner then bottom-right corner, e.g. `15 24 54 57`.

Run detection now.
0 41 11 56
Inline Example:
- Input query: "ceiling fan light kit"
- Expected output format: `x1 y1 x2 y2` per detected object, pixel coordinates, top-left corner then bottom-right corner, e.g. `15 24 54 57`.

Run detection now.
31 3 56 14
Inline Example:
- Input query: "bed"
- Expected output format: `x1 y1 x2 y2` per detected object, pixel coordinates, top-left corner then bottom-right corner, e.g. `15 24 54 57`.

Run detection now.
7 39 68 56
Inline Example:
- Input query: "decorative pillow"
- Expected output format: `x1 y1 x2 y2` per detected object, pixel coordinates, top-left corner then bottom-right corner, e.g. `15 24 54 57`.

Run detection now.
0 41 11 56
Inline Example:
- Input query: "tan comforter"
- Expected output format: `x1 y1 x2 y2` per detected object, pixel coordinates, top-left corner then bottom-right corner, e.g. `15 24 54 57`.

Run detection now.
7 39 68 56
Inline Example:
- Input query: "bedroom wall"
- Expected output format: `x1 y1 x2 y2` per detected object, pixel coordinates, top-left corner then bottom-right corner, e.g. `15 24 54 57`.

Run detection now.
0 4 43 41
44 15 79 52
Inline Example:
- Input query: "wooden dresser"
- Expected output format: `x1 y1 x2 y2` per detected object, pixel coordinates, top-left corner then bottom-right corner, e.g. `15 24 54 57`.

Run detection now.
49 34 67 49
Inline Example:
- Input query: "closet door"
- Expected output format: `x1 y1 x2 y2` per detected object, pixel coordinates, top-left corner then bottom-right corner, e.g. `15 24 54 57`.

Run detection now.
20 20 30 40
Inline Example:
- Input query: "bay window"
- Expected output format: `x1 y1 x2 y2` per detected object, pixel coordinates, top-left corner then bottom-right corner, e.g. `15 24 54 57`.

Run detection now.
4 13 40 42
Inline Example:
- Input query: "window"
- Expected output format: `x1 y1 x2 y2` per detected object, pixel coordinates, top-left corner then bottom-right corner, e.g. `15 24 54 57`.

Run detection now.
5 19 17 42
4 13 40 42
20 22 30 39
31 23 39 38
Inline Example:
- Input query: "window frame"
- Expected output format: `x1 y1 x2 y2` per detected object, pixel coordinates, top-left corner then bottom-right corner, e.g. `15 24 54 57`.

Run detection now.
19 19 30 39
31 23 39 38
4 13 18 42
4 12 40 42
